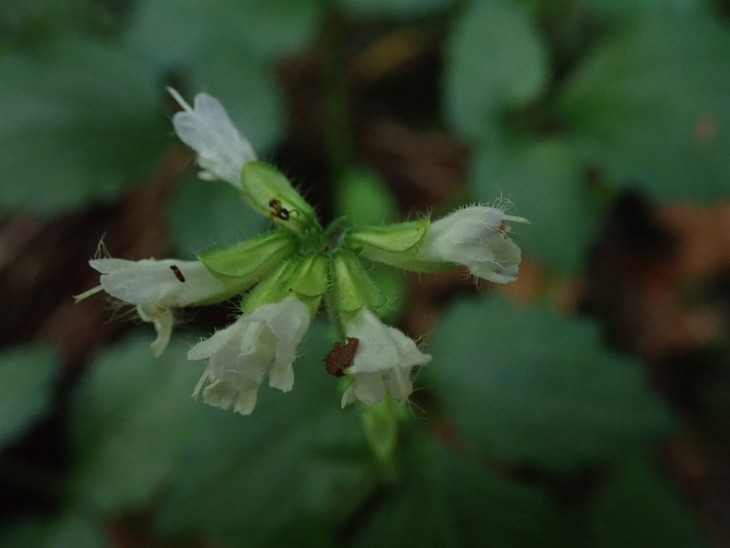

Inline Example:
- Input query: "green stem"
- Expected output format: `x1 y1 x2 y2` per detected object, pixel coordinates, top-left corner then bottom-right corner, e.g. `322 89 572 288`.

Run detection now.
326 256 347 342
321 0 352 189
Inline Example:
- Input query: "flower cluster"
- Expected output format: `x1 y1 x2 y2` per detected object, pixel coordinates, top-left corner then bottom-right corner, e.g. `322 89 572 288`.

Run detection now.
78 89 525 415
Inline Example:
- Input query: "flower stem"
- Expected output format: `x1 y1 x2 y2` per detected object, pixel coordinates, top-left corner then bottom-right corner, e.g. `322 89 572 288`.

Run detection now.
321 0 352 189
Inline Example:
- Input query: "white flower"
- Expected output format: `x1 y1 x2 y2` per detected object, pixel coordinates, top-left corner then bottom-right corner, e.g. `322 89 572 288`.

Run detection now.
87 258 239 357
188 295 311 415
168 88 256 188
341 308 431 407
418 206 524 283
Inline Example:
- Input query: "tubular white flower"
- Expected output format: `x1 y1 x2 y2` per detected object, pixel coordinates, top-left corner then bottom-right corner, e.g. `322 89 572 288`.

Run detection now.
89 258 240 357
188 295 311 415
341 308 431 408
418 205 523 284
168 88 256 188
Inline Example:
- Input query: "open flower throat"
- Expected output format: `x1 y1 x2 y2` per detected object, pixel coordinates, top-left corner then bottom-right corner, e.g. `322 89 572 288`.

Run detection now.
77 89 526 415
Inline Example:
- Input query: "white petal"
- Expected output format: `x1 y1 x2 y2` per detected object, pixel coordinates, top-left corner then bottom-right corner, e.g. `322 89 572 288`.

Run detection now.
244 295 311 392
186 296 311 414
170 91 256 188
136 304 173 357
342 309 430 407
346 309 431 374
90 258 233 307
466 234 521 283
248 296 311 369
417 205 523 283
187 317 246 360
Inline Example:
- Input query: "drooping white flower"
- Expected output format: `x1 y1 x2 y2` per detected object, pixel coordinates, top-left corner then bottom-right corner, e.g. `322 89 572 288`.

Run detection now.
168 88 256 188
188 295 311 415
417 205 524 283
341 308 431 407
87 258 240 357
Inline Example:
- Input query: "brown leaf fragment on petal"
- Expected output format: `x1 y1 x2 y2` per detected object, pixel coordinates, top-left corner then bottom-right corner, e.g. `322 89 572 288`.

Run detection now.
324 336 359 377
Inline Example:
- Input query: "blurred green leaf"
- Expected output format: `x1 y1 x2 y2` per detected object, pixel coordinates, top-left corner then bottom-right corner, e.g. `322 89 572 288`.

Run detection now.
187 45 284 152
589 457 708 548
558 13 730 202
167 177 266 259
471 139 596 272
581 0 703 17
428 298 673 470
445 0 548 140
127 0 323 63
0 513 104 548
127 0 322 151
156 322 369 547
354 442 575 548
0 34 166 215
342 0 454 16
67 335 201 513
337 169 396 226
0 344 58 448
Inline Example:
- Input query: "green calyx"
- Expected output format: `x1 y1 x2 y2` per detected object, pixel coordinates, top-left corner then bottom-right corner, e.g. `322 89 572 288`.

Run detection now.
347 218 429 254
199 229 297 281
330 250 385 316
242 253 330 315
240 162 320 234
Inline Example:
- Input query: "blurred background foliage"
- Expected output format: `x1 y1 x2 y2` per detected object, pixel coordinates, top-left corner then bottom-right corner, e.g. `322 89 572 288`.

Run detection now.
0 0 728 546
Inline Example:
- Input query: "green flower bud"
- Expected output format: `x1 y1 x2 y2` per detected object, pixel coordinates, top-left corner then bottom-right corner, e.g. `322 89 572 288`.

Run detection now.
240 162 320 234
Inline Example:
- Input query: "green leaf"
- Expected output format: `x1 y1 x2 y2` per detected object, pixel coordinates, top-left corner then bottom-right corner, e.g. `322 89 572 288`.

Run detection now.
444 0 548 139
337 169 396 226
67 335 201 513
156 322 369 547
126 0 323 63
558 13 730 202
0 344 58 448
0 35 166 215
198 229 296 279
354 442 574 548
342 0 454 17
349 219 429 253
589 457 708 548
126 0 323 152
188 46 284 152
0 513 104 548
428 298 673 471
581 0 703 18
167 177 266 259
470 139 596 272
